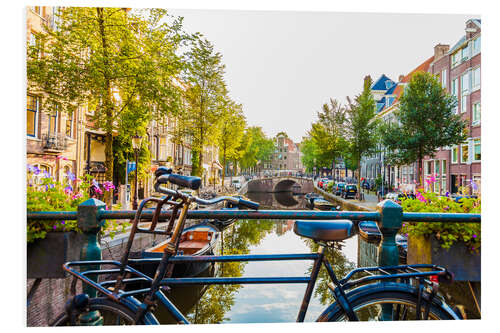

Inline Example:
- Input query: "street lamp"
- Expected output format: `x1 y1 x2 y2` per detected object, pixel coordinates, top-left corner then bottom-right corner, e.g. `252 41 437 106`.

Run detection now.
131 133 143 210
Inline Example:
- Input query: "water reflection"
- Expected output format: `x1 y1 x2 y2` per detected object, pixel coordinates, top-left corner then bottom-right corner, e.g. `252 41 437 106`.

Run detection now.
246 192 308 209
154 191 478 323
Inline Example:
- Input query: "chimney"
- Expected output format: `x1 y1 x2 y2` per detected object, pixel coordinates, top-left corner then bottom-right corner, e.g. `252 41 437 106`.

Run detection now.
434 44 450 61
398 74 405 82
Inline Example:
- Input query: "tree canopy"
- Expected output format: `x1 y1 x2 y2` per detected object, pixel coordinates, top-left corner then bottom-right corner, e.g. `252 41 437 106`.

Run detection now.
345 75 380 189
27 7 186 205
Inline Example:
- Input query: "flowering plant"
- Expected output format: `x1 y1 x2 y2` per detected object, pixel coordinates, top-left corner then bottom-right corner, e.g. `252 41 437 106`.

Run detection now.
400 175 480 252
27 165 127 243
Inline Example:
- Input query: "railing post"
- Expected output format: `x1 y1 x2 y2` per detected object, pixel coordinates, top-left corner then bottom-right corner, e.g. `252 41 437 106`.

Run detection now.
376 199 403 321
77 198 106 325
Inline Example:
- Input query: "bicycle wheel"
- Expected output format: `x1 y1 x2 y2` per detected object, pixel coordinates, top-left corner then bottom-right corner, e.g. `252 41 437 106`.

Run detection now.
317 283 458 321
51 297 146 326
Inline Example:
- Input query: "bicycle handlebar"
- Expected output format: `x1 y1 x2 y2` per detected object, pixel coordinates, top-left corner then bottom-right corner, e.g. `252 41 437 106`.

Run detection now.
156 173 201 190
153 174 259 210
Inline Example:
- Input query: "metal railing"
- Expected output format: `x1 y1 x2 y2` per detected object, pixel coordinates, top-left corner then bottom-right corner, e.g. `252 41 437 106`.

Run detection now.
27 198 480 271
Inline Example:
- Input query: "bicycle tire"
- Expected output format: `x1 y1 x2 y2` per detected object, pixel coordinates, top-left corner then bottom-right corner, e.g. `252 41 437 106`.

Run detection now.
50 297 146 326
317 283 458 321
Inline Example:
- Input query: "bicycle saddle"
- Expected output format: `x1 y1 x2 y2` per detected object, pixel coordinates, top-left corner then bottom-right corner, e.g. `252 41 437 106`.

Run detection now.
293 220 354 242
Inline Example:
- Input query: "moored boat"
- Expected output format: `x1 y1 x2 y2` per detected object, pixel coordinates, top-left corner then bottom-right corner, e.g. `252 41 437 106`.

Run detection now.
313 198 339 211
129 223 220 278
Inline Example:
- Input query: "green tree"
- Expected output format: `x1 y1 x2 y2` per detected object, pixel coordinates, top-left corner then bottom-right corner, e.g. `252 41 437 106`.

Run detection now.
300 136 330 172
182 36 228 177
217 100 246 186
27 7 185 206
308 99 348 171
379 72 466 186
237 127 274 173
346 75 380 190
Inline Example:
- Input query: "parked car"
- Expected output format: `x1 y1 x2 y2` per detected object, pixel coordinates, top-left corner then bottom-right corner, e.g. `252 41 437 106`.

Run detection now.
318 178 328 188
334 182 345 196
232 179 241 190
385 192 399 202
322 180 332 190
342 184 357 199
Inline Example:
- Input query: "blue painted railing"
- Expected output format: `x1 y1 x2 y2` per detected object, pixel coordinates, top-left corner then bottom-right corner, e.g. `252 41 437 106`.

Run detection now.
27 199 480 273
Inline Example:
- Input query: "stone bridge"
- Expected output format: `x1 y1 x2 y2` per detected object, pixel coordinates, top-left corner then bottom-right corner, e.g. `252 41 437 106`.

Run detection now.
244 176 314 194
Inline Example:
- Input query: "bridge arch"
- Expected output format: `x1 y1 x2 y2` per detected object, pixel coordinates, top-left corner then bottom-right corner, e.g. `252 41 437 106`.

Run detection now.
274 179 301 193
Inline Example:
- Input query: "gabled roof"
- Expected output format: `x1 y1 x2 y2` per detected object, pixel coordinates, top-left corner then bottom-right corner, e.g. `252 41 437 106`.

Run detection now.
371 74 394 91
385 84 397 95
470 18 481 28
393 55 434 103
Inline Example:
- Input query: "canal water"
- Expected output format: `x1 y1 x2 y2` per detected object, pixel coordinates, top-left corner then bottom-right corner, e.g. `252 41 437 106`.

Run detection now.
153 191 480 323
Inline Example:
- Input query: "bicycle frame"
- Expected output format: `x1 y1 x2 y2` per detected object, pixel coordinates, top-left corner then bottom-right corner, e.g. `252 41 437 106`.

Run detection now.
60 184 453 324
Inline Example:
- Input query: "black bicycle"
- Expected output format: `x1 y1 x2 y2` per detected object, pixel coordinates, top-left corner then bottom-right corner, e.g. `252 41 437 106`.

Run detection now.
52 167 460 325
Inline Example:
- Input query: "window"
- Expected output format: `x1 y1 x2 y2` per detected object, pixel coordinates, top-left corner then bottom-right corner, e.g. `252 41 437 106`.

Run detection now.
33 164 51 185
48 109 58 134
442 160 447 176
152 136 158 160
451 52 461 67
461 44 470 61
461 144 469 163
451 78 458 96
472 175 481 194
159 137 167 160
473 139 481 162
461 72 469 93
27 95 38 137
434 160 440 176
472 67 480 90
65 112 74 138
473 37 481 56
441 69 447 89
472 103 481 125
451 146 458 164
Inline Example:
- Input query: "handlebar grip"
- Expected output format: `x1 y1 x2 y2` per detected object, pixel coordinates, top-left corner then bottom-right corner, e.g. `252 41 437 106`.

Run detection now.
237 198 259 210
157 174 201 190
155 166 172 178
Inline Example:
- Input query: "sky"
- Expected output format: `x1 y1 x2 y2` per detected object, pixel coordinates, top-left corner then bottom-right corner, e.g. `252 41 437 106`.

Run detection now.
166 9 477 142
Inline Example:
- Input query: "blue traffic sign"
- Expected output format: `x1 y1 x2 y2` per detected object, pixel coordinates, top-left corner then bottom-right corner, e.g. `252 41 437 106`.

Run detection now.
127 161 136 174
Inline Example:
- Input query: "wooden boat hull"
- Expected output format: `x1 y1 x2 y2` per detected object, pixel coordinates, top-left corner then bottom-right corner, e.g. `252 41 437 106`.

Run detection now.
129 223 220 279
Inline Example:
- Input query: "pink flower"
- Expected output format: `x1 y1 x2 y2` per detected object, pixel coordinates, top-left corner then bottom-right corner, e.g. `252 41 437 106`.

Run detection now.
102 181 115 192
72 193 83 200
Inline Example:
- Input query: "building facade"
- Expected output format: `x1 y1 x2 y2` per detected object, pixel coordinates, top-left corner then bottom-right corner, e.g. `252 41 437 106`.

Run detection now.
424 19 481 195
261 133 304 175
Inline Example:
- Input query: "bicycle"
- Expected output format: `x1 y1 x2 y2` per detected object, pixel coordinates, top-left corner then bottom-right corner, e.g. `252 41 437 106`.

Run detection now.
52 167 460 325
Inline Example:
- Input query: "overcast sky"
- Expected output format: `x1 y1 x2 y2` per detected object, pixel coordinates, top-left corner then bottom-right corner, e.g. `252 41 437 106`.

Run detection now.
165 9 477 142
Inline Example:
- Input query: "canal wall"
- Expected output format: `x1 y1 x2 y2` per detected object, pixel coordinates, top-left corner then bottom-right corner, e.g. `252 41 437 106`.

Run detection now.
313 185 373 212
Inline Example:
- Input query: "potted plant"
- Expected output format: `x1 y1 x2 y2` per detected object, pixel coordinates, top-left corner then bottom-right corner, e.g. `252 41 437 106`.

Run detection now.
401 175 480 281
27 165 126 278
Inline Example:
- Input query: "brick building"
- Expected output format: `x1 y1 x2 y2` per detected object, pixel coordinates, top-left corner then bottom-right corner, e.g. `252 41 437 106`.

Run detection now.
262 133 304 175
424 19 481 194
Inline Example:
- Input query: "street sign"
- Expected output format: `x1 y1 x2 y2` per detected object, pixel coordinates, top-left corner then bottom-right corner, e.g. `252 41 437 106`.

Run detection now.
127 161 136 174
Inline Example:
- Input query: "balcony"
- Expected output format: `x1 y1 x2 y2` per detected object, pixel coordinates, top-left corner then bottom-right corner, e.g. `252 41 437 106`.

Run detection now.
42 133 68 152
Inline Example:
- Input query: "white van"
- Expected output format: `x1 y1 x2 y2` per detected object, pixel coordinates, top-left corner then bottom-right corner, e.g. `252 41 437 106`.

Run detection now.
232 179 241 190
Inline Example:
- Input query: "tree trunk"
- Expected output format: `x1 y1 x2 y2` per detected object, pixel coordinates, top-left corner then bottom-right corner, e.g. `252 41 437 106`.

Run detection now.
222 146 226 187
97 8 114 209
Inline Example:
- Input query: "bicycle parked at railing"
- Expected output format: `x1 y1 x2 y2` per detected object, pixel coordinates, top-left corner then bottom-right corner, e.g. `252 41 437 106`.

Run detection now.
52 167 461 325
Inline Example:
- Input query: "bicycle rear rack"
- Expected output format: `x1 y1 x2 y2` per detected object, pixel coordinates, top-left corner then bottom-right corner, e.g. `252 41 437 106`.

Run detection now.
335 264 452 291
